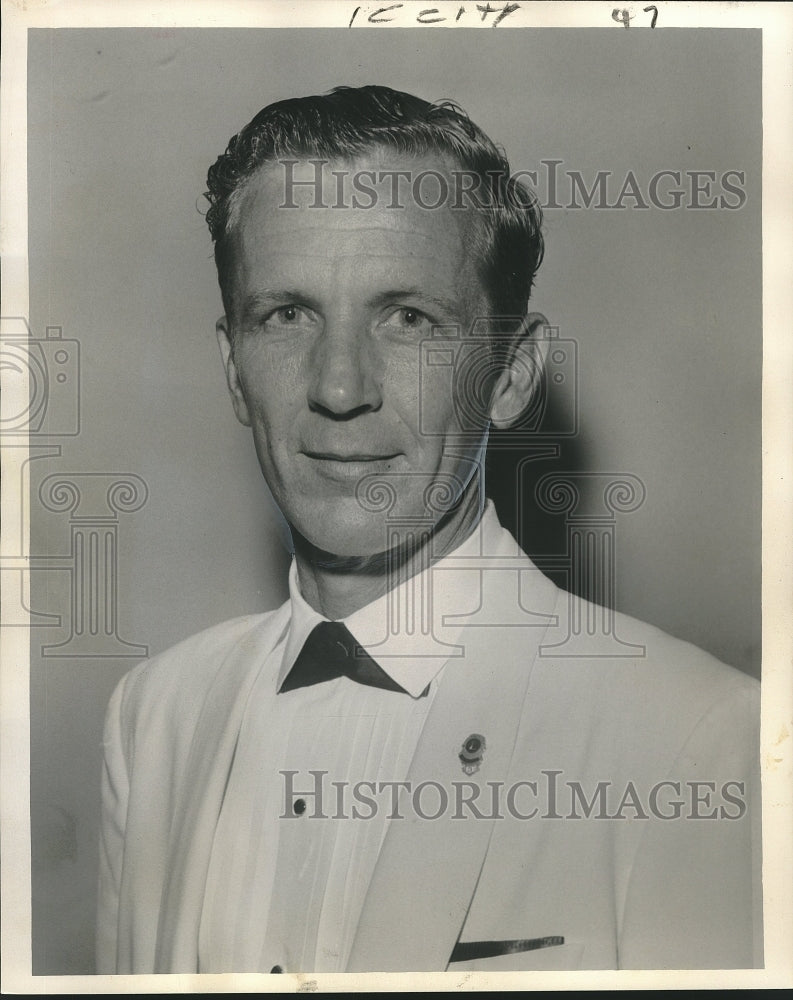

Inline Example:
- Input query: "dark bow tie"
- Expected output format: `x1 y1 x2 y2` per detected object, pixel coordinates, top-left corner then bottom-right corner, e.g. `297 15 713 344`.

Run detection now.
280 621 420 696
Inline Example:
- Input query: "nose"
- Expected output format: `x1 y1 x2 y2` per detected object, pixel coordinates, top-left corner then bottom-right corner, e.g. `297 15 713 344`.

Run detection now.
306 317 382 418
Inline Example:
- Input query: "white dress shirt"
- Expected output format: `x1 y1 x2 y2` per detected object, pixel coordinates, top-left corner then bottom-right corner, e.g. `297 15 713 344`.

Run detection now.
197 503 505 973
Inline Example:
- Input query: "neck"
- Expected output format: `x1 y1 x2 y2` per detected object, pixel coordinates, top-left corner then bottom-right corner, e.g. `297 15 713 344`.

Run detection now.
292 487 486 620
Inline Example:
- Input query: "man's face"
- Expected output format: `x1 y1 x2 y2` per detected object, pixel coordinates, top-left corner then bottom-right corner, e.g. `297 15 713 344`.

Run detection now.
217 152 496 558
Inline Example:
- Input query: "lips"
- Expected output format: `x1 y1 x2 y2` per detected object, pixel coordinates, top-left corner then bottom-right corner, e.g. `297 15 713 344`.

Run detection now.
304 451 399 462
302 450 402 483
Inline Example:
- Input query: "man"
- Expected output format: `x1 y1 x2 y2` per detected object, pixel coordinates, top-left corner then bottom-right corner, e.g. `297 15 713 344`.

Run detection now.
97 86 761 974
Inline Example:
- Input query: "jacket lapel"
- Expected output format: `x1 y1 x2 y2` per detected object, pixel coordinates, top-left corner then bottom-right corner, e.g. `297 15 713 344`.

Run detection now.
153 604 291 972
346 555 560 972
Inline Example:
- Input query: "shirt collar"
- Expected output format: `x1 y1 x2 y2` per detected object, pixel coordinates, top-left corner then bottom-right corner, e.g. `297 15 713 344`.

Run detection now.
277 500 507 699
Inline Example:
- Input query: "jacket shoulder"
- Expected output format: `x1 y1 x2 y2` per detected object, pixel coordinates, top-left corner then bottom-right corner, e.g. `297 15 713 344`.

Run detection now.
611 604 757 702
111 606 288 745
530 586 759 768
548 587 757 695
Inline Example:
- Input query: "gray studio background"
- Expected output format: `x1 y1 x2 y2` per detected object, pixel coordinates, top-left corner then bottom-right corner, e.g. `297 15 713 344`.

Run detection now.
26 27 761 974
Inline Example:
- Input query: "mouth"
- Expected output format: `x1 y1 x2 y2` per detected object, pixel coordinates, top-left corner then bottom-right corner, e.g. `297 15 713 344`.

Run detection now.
303 451 402 481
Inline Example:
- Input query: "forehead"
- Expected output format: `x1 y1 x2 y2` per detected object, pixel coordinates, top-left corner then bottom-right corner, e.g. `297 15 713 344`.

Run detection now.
226 151 485 299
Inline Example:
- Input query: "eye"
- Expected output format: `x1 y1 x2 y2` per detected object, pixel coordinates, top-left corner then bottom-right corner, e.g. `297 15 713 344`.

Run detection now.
276 305 299 322
382 306 432 333
261 303 315 333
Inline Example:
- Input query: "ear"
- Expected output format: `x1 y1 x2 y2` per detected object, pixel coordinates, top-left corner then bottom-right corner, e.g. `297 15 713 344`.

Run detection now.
489 312 551 429
215 317 251 427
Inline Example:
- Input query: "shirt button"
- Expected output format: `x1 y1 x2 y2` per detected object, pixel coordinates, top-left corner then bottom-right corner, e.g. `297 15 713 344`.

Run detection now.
293 798 306 815
270 964 284 973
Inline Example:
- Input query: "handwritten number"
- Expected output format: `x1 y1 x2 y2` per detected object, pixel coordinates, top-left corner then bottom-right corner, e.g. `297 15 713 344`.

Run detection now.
643 5 658 28
612 6 658 28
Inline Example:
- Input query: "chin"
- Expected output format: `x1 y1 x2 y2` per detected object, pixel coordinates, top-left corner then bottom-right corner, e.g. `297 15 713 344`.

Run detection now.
284 478 461 561
292 503 398 561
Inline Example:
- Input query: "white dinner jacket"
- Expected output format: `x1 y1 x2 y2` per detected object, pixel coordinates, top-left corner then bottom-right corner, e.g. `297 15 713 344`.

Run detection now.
97 529 761 973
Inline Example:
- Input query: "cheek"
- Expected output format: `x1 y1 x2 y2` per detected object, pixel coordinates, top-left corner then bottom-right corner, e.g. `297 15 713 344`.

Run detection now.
408 363 489 481
237 347 305 428
413 366 465 439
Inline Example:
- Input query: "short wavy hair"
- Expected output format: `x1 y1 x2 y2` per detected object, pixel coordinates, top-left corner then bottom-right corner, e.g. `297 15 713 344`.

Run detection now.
205 85 544 321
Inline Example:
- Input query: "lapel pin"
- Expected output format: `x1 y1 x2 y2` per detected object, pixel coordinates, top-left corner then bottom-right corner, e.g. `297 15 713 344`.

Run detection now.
459 733 486 775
